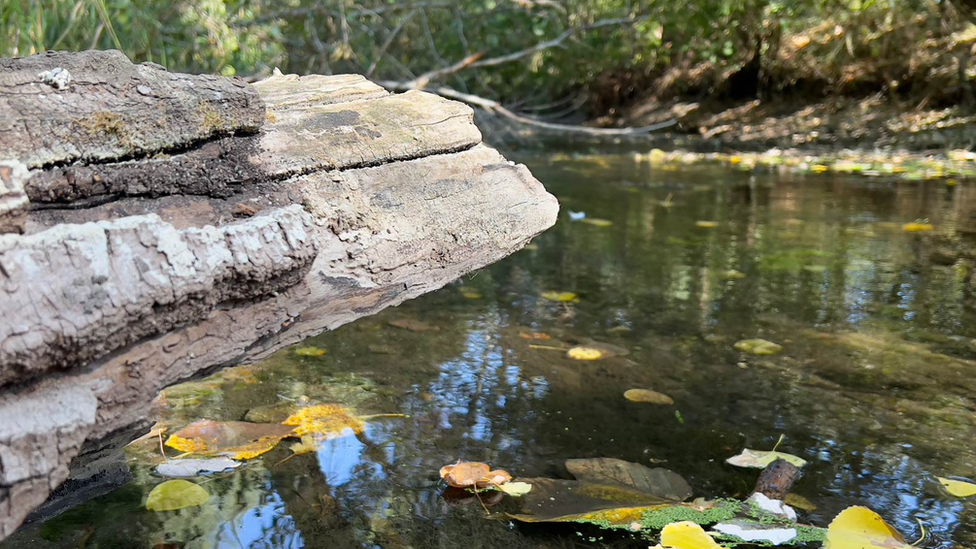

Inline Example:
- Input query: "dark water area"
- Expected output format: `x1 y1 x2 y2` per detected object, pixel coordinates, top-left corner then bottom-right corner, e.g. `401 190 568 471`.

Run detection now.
7 150 976 549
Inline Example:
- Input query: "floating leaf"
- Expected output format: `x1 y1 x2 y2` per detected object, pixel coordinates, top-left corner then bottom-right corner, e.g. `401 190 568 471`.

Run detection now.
746 492 796 520
733 339 783 356
289 435 320 455
902 222 934 232
695 221 719 229
155 457 241 478
165 420 294 460
499 482 533 497
567 346 605 360
519 331 551 340
726 449 807 469
282 404 365 438
659 521 724 549
146 480 210 511
541 291 579 303
937 477 976 497
624 388 675 405
458 286 483 299
388 318 438 332
294 346 327 357
438 461 512 489
824 506 911 549
244 401 305 423
580 218 613 227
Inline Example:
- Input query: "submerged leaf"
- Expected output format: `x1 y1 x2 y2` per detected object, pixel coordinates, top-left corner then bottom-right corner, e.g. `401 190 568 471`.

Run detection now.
902 222 934 232
733 339 784 356
580 218 613 227
282 404 365 438
937 477 976 497
541 291 579 303
726 449 807 469
660 521 724 549
146 480 210 511
508 458 691 525
388 318 438 332
624 388 675 405
458 286 483 299
289 435 320 455
695 221 719 229
155 457 241 478
165 420 294 460
824 506 910 549
784 493 817 511
567 346 605 360
294 346 327 357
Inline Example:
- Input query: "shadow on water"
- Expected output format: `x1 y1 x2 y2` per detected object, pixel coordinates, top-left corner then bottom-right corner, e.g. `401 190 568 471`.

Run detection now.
7 151 976 549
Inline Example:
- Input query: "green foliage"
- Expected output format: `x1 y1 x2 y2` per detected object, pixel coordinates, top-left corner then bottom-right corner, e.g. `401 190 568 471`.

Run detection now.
0 0 966 105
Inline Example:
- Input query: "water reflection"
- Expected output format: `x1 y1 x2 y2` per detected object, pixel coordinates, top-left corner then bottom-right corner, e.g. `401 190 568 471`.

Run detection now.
5 152 976 549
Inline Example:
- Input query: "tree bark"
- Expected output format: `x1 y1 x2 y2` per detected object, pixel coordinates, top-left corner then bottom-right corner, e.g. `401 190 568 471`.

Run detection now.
0 51 558 540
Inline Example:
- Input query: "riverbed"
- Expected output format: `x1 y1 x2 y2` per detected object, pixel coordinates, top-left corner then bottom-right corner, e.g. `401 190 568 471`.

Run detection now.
6 150 976 549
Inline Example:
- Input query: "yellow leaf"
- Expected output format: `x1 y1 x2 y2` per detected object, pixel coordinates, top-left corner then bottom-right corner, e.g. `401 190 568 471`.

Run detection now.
567 346 604 360
541 291 579 303
294 346 327 357
734 339 783 356
695 221 719 229
146 480 210 511
624 388 674 405
500 482 533 497
164 420 294 460
282 404 365 437
902 222 934 232
289 435 320 455
580 218 613 228
459 287 483 299
937 477 976 497
726 448 807 469
824 506 910 549
660 521 725 549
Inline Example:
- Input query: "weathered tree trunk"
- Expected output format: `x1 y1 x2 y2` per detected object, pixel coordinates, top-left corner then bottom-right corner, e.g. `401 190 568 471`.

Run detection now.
0 50 558 539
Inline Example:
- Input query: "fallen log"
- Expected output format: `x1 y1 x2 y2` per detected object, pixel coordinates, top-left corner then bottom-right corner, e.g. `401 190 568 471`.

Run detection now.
0 50 558 539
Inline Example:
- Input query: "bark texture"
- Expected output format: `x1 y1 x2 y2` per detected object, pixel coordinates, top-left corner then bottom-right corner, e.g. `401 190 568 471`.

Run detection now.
0 52 558 540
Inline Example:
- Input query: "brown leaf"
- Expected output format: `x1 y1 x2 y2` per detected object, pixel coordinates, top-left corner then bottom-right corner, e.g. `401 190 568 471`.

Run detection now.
388 318 438 332
165 420 294 460
440 461 491 488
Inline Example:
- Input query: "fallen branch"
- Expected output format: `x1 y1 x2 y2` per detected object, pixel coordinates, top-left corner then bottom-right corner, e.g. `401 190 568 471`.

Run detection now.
379 81 677 135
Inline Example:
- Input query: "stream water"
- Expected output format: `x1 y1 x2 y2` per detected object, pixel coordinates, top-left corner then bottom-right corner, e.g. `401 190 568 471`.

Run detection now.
6 150 976 549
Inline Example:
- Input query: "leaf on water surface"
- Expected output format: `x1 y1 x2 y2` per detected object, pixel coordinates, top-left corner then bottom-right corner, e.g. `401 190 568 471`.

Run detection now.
541 291 579 303
657 521 725 549
499 482 533 497
289 435 320 455
695 221 719 229
388 318 438 332
579 218 613 227
902 222 934 232
726 449 807 469
438 461 513 489
294 346 327 357
155 457 241 478
745 492 796 521
282 404 365 438
165 420 295 460
146 480 210 511
824 506 911 549
507 458 691 526
937 477 976 497
624 388 675 405
733 339 784 356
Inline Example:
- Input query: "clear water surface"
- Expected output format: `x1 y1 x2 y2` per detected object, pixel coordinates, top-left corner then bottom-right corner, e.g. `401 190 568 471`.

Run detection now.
6 149 976 549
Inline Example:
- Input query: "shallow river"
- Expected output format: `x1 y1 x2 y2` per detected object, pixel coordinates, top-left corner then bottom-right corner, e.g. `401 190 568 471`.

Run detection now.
6 150 976 549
